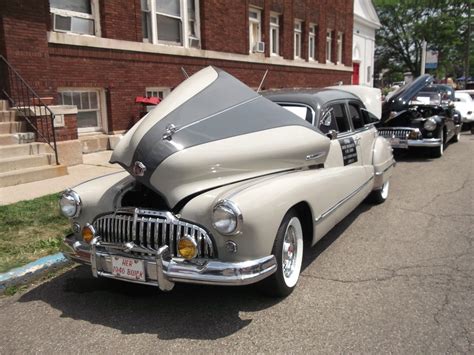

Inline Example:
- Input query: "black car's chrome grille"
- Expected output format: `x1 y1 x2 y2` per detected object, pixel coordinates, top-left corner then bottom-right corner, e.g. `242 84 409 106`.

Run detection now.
92 208 215 258
378 128 413 139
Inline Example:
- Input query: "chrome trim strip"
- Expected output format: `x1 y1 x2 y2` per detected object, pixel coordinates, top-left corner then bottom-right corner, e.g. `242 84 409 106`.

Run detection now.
305 152 326 161
315 176 374 224
176 96 260 134
375 160 397 176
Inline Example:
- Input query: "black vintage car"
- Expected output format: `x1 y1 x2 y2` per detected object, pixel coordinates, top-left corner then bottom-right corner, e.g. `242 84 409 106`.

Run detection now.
378 75 462 158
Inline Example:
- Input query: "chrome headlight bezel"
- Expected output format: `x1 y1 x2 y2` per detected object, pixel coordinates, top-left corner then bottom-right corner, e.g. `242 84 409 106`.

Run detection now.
424 118 437 131
212 200 243 236
59 189 81 218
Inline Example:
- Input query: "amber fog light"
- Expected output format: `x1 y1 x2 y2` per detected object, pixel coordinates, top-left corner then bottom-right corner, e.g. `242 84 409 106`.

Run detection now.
178 235 198 260
82 224 96 244
408 130 419 140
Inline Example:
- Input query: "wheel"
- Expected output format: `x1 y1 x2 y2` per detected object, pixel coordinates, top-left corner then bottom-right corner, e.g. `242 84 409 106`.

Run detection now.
259 209 304 297
368 180 390 204
452 129 461 143
471 126 474 135
431 132 444 158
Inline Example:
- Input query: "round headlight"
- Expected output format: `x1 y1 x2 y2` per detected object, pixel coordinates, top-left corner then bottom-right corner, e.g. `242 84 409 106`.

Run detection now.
212 200 242 235
59 189 81 218
424 118 437 131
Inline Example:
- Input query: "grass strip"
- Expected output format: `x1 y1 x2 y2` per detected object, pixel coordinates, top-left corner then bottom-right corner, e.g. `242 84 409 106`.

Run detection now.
0 193 70 273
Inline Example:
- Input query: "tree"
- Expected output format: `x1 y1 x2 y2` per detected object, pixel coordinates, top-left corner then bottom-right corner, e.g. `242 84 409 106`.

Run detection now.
374 0 471 82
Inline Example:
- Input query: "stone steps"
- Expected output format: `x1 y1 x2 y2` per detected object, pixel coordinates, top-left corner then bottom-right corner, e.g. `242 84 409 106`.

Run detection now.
0 132 35 145
0 154 54 173
0 100 9 111
0 164 68 188
0 121 28 134
0 142 50 158
0 110 19 122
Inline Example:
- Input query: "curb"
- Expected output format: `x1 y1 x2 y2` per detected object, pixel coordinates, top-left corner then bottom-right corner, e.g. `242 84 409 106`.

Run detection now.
0 253 72 294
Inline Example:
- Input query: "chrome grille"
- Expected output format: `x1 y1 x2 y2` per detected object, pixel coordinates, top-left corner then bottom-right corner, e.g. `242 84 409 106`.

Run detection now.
93 208 215 258
378 128 413 139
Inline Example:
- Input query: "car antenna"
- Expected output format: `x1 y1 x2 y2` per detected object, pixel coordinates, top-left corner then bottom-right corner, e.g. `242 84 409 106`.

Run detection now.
181 67 189 79
257 70 269 93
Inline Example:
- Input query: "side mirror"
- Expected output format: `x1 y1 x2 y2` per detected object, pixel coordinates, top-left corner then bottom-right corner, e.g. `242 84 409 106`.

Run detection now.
326 130 338 140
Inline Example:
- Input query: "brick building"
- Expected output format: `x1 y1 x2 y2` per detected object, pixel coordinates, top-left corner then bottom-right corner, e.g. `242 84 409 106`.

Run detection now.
0 0 354 158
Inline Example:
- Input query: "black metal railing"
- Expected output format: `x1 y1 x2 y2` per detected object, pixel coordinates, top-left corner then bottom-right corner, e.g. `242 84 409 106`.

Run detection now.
0 55 59 165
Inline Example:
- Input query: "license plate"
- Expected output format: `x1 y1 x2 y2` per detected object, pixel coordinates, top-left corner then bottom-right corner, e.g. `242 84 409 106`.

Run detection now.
389 137 408 149
111 256 145 282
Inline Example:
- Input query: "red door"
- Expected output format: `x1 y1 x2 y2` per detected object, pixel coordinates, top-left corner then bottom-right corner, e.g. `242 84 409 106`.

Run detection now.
352 63 360 85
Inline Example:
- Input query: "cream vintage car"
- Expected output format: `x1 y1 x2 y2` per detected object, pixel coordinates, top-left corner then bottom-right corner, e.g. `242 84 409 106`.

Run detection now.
60 66 395 297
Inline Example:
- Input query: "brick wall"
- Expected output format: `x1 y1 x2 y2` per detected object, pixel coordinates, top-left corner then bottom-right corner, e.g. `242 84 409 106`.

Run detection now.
99 0 142 42
1 0 354 137
200 0 249 54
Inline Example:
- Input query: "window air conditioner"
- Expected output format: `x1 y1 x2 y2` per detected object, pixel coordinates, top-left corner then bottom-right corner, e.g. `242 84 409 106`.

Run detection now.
253 41 265 53
189 37 200 48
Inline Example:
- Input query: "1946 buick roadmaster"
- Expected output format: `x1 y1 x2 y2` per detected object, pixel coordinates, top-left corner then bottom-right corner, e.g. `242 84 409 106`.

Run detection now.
60 66 395 297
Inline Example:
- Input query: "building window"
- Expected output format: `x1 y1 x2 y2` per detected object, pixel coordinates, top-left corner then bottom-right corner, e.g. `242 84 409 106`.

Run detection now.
50 0 99 36
337 32 343 64
249 8 262 53
141 0 200 48
326 30 333 62
294 20 302 59
308 24 317 61
146 87 171 99
58 89 103 132
270 14 280 56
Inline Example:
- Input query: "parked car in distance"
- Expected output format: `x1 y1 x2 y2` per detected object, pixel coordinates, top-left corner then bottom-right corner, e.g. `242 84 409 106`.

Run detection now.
454 90 474 134
60 66 395 297
378 74 462 158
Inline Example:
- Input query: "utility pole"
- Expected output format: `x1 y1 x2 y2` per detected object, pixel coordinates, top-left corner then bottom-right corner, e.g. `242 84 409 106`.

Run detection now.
421 40 427 75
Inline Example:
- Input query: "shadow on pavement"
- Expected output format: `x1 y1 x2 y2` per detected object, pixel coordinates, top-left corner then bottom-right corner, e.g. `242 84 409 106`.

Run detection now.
18 267 281 339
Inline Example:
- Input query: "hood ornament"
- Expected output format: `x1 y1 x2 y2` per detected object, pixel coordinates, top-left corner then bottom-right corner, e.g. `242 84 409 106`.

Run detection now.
162 124 177 141
132 161 146 176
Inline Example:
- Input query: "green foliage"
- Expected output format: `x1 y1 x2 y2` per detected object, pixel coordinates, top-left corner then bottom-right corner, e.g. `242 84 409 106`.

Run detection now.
374 0 471 81
0 194 70 273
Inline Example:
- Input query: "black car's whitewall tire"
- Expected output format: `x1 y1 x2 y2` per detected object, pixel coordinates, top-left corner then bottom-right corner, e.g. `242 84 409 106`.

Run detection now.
452 130 461 143
369 180 390 204
260 209 303 297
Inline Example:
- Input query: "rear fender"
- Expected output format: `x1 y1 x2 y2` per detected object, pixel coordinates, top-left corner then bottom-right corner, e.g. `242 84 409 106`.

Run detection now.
372 136 395 189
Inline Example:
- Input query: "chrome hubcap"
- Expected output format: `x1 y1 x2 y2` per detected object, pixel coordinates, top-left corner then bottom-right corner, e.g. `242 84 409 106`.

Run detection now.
283 227 297 278
281 217 303 287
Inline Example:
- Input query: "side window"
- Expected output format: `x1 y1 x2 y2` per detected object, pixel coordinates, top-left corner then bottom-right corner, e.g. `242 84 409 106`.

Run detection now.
318 107 337 134
331 103 351 133
361 108 379 125
348 103 364 130
279 104 314 125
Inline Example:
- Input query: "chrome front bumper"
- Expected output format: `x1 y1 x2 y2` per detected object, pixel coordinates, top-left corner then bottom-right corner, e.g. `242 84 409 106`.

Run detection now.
384 137 442 149
62 234 277 291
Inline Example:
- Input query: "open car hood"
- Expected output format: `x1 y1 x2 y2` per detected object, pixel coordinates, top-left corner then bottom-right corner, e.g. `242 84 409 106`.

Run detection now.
382 74 433 121
111 66 330 208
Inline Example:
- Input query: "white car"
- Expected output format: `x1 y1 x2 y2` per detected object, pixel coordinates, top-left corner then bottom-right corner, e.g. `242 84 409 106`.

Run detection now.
455 91 474 133
60 66 395 297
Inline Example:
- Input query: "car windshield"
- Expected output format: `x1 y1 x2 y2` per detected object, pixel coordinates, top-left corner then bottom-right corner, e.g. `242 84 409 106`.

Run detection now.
411 91 441 105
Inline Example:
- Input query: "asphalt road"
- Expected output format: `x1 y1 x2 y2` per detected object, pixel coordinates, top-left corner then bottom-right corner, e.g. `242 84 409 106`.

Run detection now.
1 132 473 354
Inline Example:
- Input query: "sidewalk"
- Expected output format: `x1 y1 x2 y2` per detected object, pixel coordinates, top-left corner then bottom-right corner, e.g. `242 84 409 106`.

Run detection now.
0 150 124 205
